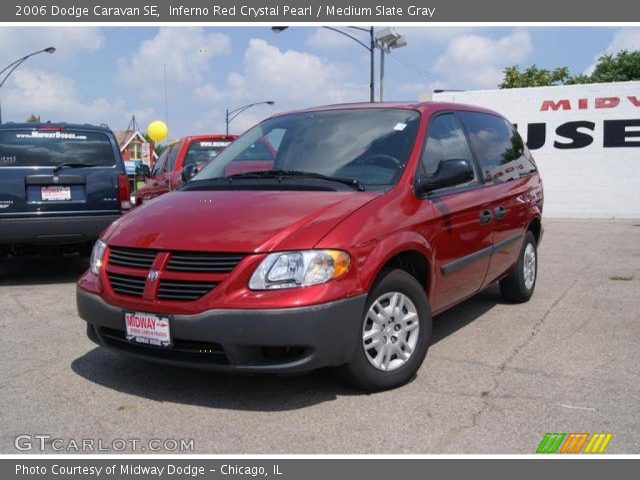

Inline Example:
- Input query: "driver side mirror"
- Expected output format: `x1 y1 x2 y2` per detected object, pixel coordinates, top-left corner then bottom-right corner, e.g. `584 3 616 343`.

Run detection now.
416 158 475 194
135 163 151 178
181 164 199 184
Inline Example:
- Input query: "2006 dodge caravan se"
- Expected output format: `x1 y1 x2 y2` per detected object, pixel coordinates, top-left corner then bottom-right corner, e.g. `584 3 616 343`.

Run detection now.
77 102 543 391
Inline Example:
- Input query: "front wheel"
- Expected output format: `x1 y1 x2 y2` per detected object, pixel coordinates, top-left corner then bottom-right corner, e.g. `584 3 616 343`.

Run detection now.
499 230 538 303
340 269 432 391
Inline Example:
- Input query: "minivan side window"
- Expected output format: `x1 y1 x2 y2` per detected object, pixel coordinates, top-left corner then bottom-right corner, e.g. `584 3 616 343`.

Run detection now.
421 113 477 182
164 142 181 172
458 111 537 184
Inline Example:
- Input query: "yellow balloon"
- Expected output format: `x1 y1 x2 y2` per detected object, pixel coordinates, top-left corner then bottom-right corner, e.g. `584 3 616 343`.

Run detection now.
147 120 168 142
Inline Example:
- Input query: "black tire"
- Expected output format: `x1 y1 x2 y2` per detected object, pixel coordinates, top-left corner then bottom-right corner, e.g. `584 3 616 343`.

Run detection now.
339 269 432 392
499 231 537 303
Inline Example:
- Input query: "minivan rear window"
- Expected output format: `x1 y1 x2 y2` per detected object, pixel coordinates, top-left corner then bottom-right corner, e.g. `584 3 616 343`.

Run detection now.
0 130 116 167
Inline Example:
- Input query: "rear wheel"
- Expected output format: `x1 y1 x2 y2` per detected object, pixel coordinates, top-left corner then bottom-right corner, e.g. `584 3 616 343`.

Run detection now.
340 269 432 391
499 231 537 303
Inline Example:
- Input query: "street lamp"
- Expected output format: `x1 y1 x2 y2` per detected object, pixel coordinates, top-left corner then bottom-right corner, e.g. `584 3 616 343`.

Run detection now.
0 46 56 124
374 28 407 102
272 26 376 103
225 101 274 135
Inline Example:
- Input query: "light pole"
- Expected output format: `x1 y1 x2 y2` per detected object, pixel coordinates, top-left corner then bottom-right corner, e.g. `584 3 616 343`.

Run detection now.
225 101 274 135
0 46 56 124
272 26 376 103
374 29 407 102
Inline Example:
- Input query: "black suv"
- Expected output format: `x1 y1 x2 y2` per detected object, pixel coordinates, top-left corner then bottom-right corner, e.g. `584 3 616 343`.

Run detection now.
0 123 129 254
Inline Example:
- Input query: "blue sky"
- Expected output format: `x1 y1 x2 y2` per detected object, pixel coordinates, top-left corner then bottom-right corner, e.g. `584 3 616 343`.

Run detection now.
0 26 638 139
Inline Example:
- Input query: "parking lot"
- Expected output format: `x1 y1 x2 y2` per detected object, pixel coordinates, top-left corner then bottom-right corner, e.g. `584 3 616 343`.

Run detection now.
1 219 638 454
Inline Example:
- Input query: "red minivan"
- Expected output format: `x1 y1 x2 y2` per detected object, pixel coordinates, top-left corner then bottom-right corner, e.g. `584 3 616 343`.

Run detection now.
133 134 236 204
77 102 543 391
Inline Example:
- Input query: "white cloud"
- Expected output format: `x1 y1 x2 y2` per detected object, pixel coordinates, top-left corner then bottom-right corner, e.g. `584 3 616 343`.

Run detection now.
2 68 156 128
585 28 640 74
434 29 533 89
117 28 231 89
402 27 478 44
0 27 104 60
305 28 357 50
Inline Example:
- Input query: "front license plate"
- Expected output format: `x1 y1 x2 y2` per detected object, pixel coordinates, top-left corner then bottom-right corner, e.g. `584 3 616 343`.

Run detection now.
124 311 172 348
41 186 71 201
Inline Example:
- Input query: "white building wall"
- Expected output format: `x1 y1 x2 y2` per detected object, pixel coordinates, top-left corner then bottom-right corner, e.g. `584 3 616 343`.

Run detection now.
433 82 640 218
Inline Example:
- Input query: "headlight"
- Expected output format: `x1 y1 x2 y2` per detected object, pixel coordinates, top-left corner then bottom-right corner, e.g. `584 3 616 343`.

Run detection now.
89 239 107 275
249 250 350 290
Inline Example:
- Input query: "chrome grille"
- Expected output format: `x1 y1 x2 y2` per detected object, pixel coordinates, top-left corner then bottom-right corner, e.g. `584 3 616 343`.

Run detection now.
108 247 157 269
106 272 146 298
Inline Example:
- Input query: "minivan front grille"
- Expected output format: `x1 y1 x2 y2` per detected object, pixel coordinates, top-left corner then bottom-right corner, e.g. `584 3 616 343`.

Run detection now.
157 279 218 301
105 246 243 302
166 252 244 273
109 247 157 269
106 272 146 298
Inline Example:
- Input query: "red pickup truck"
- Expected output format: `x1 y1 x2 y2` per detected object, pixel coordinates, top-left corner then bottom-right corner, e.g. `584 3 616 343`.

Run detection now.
133 134 236 203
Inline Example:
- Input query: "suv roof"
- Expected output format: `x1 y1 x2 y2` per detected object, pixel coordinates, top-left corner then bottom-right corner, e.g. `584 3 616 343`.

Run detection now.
0 122 113 132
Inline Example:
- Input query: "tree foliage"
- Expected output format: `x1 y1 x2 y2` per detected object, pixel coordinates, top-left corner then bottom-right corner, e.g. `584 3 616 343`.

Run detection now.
25 113 40 123
500 50 640 88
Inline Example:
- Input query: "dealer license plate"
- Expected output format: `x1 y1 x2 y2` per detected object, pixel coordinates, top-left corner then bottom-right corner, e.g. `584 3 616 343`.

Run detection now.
41 186 71 201
124 311 172 348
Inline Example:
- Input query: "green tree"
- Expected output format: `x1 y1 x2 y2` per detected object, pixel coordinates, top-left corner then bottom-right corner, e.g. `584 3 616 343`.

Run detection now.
575 50 640 84
499 50 640 88
26 113 40 123
499 65 570 89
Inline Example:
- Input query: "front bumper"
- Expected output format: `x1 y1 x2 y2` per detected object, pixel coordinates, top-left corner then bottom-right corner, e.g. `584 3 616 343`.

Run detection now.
77 288 367 374
0 214 120 245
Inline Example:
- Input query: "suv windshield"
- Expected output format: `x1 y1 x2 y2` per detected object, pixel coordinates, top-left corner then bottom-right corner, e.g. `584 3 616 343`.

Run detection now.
0 129 116 167
194 108 421 190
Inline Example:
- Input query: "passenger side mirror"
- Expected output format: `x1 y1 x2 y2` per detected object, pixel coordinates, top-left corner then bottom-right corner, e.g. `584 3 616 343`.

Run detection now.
181 164 199 184
416 158 475 193
135 164 151 178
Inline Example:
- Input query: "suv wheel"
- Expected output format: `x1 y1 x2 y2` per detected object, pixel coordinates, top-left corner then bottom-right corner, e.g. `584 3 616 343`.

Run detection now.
499 231 537 303
340 269 432 391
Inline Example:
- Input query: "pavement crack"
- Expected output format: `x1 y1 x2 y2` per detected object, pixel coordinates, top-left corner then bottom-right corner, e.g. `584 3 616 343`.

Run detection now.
438 277 580 451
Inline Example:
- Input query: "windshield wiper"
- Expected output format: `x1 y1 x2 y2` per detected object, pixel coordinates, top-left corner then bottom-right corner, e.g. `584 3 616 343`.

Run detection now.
52 162 101 173
226 170 365 191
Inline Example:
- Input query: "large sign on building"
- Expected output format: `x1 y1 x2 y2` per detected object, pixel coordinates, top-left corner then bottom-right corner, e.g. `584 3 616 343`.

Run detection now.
432 82 640 218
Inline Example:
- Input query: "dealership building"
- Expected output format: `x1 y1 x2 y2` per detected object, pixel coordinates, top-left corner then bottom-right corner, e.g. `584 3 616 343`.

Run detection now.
426 81 640 218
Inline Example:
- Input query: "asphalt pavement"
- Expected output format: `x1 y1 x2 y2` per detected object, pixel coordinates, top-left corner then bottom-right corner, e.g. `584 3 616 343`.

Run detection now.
1 219 638 454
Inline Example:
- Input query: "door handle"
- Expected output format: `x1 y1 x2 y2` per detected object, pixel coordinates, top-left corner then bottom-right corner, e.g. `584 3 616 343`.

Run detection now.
479 210 493 224
152 182 159 187
495 206 506 220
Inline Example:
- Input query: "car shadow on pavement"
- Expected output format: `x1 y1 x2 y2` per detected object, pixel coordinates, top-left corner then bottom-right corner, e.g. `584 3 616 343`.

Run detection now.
0 254 89 286
71 285 502 412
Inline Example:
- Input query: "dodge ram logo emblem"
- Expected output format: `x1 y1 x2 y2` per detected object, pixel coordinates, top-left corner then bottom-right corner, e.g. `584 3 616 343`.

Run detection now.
147 270 160 281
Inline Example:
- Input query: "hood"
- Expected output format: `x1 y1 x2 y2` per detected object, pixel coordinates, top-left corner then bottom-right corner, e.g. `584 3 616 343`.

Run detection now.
103 189 380 253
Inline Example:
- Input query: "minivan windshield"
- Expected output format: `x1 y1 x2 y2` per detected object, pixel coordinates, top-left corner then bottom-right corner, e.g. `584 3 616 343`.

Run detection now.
0 129 116 167
193 108 421 191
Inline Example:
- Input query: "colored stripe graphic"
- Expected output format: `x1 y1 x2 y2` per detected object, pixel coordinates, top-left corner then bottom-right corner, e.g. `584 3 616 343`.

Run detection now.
560 433 589 453
537 433 566 453
537 433 613 453
584 433 613 453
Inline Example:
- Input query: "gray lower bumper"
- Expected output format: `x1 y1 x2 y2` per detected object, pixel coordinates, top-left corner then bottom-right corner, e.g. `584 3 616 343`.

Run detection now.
77 288 368 374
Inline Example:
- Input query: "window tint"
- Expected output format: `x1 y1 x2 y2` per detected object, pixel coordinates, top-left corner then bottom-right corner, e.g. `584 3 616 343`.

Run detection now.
458 111 537 184
163 142 180 173
151 147 170 176
422 113 476 180
0 130 115 167
235 139 276 162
